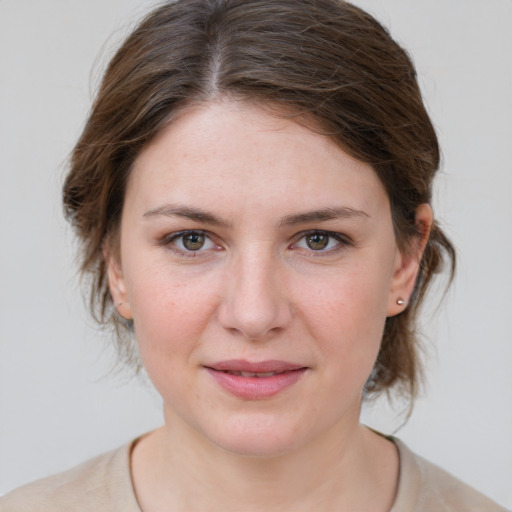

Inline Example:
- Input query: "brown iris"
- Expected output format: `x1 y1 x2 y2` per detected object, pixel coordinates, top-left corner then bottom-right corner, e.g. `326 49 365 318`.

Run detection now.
182 232 205 251
306 233 329 250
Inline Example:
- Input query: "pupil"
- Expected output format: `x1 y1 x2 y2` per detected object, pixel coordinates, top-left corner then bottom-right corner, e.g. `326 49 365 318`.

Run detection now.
307 233 328 250
183 233 204 250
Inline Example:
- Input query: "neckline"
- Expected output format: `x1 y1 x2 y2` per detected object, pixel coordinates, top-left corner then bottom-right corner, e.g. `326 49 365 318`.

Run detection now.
121 433 415 512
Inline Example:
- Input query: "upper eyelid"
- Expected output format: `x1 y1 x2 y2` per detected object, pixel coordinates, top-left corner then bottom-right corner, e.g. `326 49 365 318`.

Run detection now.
169 229 206 238
290 230 353 253
165 229 211 241
292 229 351 243
158 229 214 247
160 230 219 258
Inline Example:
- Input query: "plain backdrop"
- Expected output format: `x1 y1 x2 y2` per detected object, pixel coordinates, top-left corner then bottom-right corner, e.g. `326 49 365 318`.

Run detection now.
1 0 511 507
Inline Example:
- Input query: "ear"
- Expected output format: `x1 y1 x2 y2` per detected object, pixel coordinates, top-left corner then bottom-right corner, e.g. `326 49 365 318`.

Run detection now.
387 203 433 317
104 242 133 320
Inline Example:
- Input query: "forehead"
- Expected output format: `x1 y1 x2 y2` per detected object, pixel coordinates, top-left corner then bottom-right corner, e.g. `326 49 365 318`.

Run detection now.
126 99 389 219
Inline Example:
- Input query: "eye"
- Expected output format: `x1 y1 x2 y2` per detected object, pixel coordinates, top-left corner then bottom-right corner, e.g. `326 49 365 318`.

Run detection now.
167 230 217 253
293 231 349 253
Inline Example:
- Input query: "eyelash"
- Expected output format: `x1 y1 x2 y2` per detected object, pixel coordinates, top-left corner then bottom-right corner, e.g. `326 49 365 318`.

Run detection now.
158 230 218 258
158 229 353 258
291 230 353 255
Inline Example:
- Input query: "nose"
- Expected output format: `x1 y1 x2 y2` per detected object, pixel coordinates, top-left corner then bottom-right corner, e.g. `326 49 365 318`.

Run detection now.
217 251 293 340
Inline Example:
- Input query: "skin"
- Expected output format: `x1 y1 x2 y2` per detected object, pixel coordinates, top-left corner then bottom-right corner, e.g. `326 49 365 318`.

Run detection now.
107 99 432 511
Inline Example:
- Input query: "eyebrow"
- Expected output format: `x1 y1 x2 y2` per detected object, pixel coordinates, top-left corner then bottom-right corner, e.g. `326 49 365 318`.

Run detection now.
279 207 369 227
143 204 233 227
143 204 368 229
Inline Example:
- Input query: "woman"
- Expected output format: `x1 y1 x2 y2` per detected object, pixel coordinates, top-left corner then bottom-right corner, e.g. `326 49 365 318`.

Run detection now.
1 0 508 510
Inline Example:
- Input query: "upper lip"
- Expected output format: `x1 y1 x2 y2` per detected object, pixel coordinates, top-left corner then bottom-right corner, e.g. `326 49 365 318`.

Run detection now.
205 360 306 373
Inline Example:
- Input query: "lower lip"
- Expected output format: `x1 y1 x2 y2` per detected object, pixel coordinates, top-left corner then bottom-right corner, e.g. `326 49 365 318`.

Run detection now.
206 368 307 400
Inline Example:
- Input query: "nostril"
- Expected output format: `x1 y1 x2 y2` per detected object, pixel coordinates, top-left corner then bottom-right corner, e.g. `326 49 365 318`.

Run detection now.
218 301 292 340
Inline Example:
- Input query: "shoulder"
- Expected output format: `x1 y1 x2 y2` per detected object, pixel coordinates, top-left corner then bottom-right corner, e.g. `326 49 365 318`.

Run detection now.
392 438 510 512
0 442 140 512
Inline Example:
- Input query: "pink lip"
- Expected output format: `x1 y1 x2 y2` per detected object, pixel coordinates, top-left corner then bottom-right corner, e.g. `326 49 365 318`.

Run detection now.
205 360 307 400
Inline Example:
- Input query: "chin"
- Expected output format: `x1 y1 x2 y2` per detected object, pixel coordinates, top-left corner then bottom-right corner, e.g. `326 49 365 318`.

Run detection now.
214 435 301 459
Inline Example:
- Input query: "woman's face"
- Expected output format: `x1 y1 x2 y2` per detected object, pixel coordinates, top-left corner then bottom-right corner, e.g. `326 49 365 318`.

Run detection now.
109 100 422 457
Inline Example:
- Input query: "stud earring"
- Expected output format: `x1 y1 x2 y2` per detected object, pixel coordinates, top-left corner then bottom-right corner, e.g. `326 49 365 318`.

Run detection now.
396 298 405 306
117 301 123 307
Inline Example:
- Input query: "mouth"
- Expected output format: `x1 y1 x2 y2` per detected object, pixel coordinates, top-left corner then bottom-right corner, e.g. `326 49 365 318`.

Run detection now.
204 360 308 399
215 370 289 378
206 359 305 373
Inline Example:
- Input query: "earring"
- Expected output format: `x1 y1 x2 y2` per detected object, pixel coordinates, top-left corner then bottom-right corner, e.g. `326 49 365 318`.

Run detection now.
396 298 405 306
117 301 123 307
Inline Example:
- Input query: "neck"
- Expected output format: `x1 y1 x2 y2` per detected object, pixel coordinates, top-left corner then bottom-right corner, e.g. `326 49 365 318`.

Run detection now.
131 412 399 512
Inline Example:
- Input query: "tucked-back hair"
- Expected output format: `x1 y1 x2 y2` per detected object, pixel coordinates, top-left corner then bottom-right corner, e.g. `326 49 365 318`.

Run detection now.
63 0 455 400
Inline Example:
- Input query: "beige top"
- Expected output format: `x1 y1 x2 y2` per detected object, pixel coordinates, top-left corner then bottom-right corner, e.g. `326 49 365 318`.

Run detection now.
1 438 508 511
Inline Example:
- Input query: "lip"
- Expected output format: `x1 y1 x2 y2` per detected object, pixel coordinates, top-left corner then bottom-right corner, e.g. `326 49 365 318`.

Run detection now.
205 360 308 400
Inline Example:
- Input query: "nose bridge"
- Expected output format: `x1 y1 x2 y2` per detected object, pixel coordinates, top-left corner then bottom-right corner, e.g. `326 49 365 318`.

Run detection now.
218 244 291 339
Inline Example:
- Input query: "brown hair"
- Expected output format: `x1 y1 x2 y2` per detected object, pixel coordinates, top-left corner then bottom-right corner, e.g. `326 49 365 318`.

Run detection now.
63 0 455 400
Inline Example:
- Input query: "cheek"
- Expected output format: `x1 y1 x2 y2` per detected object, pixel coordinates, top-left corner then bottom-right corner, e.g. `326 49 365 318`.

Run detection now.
124 260 220 354
295 266 390 370
298 263 391 329
127 270 221 399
